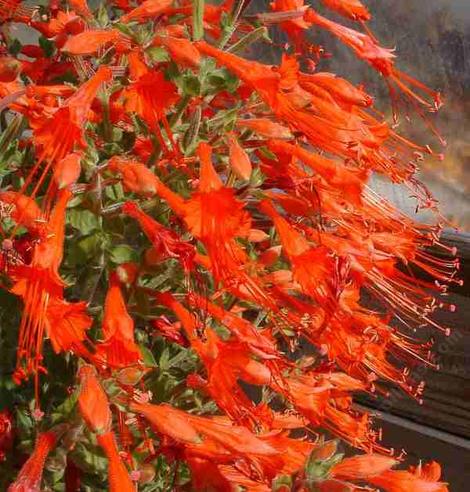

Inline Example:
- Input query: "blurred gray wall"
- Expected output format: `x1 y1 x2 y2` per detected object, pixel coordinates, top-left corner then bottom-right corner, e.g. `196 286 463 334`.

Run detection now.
249 0 470 229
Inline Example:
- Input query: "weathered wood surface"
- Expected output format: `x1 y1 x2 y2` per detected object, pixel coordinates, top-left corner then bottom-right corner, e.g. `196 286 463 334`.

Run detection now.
357 290 470 438
360 406 470 492
358 231 470 438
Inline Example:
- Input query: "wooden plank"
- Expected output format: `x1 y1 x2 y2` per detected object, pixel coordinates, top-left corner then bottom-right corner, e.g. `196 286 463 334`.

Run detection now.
358 232 470 437
356 405 470 492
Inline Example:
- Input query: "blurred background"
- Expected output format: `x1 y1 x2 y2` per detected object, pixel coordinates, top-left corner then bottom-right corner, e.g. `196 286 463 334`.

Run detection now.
354 0 469 230
251 0 470 229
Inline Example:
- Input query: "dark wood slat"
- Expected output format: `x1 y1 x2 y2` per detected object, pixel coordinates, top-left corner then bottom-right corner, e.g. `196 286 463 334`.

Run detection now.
359 231 470 437
357 405 470 492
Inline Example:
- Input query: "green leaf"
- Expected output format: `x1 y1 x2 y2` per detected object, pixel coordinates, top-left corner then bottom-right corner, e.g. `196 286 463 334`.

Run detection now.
114 22 136 38
249 167 265 187
228 26 269 54
96 3 109 27
146 46 170 63
183 105 201 153
67 209 100 235
15 408 33 432
165 60 181 81
51 390 79 423
109 244 138 264
181 75 201 96
272 475 293 491
39 36 55 58
134 288 151 315
75 441 108 473
304 444 344 483
159 347 170 371
8 38 22 56
139 344 158 368
68 233 105 266
207 68 239 93
0 114 23 156
112 127 123 143
200 56 216 75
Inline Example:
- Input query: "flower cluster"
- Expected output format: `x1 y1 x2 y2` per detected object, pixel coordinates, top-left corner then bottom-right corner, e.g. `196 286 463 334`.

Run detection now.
0 0 457 490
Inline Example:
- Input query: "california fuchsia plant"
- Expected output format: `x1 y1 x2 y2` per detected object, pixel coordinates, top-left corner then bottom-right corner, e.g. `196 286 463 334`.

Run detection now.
0 0 457 490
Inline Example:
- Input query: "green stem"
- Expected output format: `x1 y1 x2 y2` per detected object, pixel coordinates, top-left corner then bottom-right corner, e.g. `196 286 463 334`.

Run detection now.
169 95 191 128
217 0 246 49
192 0 205 41
227 26 269 54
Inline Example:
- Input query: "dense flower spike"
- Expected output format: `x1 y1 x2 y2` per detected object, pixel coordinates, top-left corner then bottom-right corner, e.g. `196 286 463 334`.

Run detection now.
11 189 93 387
0 0 459 490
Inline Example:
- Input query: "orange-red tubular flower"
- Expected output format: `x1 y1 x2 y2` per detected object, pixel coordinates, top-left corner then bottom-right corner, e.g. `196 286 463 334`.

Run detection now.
188 293 278 359
62 29 124 56
195 41 359 158
68 0 93 20
53 152 82 189
159 294 266 423
0 191 44 235
77 366 135 491
33 66 112 167
187 457 271 492
304 9 441 112
123 55 179 152
45 297 93 354
120 0 174 23
236 118 293 140
122 201 196 274
331 454 398 480
306 10 395 75
368 461 449 492
267 140 365 205
131 402 279 459
152 34 201 68
11 190 93 384
126 143 255 290
0 0 35 23
96 432 136 492
96 274 142 368
196 40 439 169
77 365 112 434
0 1 455 487
300 71 373 107
0 56 22 82
177 142 253 283
132 401 319 487
260 199 344 316
320 0 371 21
107 157 164 198
269 0 312 51
8 431 57 492
227 132 252 180
0 410 14 461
